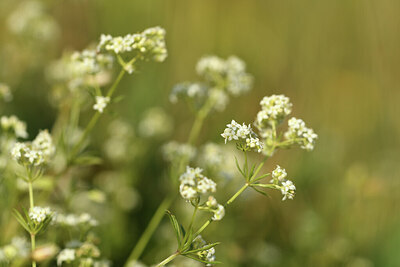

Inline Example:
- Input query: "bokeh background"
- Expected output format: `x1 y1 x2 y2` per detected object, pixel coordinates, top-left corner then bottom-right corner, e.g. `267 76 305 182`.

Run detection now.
1 0 400 266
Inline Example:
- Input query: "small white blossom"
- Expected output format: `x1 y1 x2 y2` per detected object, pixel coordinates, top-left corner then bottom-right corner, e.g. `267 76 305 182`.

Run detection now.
281 180 296 201
57 249 75 266
32 130 55 159
1 115 28 138
93 96 110 113
271 165 287 183
255 95 292 130
162 141 196 162
179 166 216 200
284 117 318 151
29 206 52 225
56 213 98 228
221 120 263 152
138 107 173 138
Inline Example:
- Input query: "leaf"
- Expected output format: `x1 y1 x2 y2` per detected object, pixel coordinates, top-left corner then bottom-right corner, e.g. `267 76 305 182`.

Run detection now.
166 211 183 248
73 156 103 166
251 173 270 183
251 186 270 198
183 254 222 265
13 209 30 233
183 242 221 254
249 163 256 178
234 156 245 178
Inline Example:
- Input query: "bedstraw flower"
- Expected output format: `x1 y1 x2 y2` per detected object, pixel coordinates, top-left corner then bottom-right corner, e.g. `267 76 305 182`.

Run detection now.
221 120 263 153
93 96 110 113
179 166 216 200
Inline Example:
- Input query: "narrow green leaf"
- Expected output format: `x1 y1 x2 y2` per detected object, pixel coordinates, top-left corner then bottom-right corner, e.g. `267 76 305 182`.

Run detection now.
249 163 256 178
251 186 270 197
166 211 183 247
13 209 30 232
183 242 221 254
234 156 245 177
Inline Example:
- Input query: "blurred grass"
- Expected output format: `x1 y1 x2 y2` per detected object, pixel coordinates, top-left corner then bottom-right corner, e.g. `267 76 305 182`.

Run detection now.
1 0 400 266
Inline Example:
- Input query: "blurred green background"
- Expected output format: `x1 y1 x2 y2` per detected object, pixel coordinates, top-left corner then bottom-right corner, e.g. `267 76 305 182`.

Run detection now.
1 0 400 266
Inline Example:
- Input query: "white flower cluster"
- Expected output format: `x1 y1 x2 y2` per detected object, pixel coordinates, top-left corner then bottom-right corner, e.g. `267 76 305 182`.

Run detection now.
1 115 28 138
270 166 296 201
192 235 216 265
196 56 253 96
97 26 167 62
179 166 216 200
93 96 110 113
70 49 113 76
7 0 59 42
57 248 75 266
198 143 224 170
138 107 173 138
11 130 55 167
206 196 225 221
29 206 52 225
169 82 207 104
0 83 12 102
255 95 292 129
221 120 264 153
103 120 135 162
56 213 98 228
270 165 287 183
284 117 318 151
162 141 196 163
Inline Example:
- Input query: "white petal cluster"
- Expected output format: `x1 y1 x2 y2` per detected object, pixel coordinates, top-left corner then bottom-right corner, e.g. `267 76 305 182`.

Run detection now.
7 0 59 42
179 166 216 200
255 95 292 129
206 196 225 221
1 115 28 138
56 213 98 228
221 120 263 153
97 27 167 62
0 237 29 263
29 206 52 225
57 249 75 266
284 117 318 151
271 165 287 183
169 82 207 104
281 180 296 201
10 130 54 166
192 236 216 265
0 83 12 102
162 141 196 163
196 56 253 96
93 96 110 113
208 88 229 112
138 107 173 138
198 143 224 170
70 49 113 76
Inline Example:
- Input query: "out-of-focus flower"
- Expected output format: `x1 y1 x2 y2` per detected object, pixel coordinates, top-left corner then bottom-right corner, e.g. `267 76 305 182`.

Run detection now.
138 107 173 138
162 141 196 163
57 248 75 266
0 83 12 102
1 115 28 138
93 96 110 113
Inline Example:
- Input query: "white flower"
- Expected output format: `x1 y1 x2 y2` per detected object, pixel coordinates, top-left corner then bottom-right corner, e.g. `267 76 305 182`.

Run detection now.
1 115 28 138
162 141 196 162
281 180 296 201
32 130 55 158
212 204 225 221
93 96 110 113
255 95 292 130
0 83 12 102
138 107 173 138
29 206 52 225
179 166 216 200
271 165 287 183
284 117 318 151
221 120 264 153
57 249 75 266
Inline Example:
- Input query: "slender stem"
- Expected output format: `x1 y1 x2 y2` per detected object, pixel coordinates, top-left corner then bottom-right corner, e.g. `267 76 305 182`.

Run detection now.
125 194 175 263
187 205 198 234
69 68 126 161
194 183 249 238
156 251 180 267
125 98 214 264
244 151 249 179
28 181 34 209
30 233 36 267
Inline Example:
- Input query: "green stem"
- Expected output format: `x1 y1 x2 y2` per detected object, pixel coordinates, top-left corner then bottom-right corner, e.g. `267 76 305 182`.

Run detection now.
125 194 175 264
30 233 36 267
194 183 249 238
187 205 198 234
156 251 180 267
69 68 126 161
125 97 214 265
28 181 34 209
